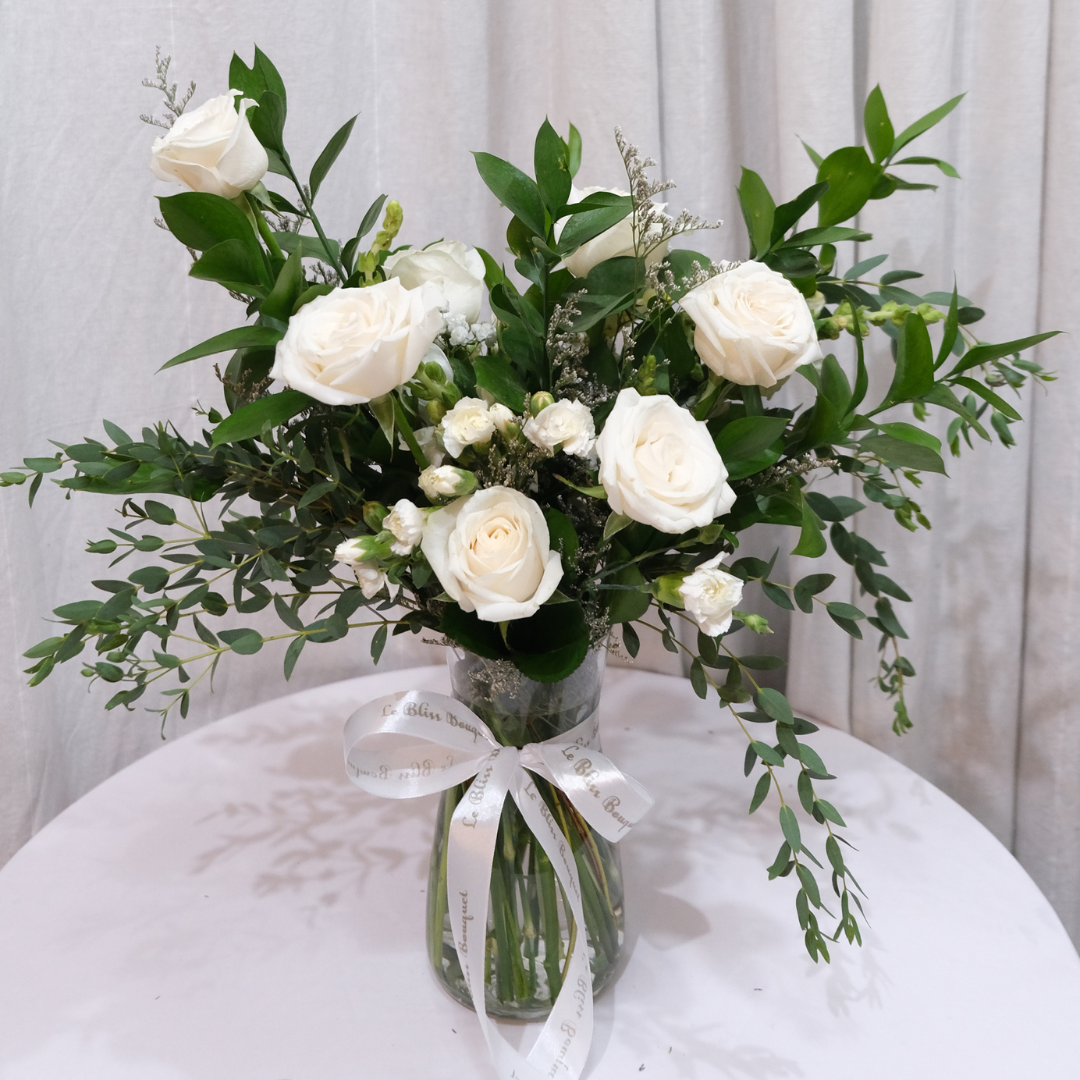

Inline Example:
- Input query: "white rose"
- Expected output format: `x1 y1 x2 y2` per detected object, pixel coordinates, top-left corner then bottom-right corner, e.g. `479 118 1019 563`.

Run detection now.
523 399 596 458
269 280 443 406
488 403 516 435
384 240 487 324
385 499 426 556
678 555 743 637
421 486 564 622
555 186 670 278
150 91 269 200
419 465 476 501
680 261 823 388
441 397 496 458
595 388 736 534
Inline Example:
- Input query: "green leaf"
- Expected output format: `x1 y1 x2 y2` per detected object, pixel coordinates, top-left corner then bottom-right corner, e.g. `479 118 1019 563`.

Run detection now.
816 799 847 827
889 93 965 158
877 421 941 454
534 118 572 214
23 456 61 473
473 152 546 239
249 90 286 155
544 508 579 568
297 480 337 508
816 146 881 227
893 155 961 178
256 246 305 323
689 658 708 700
714 416 789 465
219 628 264 655
770 181 829 245
370 623 388 664
128 565 169 592
355 194 388 244
826 602 867 621
803 493 864 522
779 226 871 249
604 561 651 624
948 331 1061 377
566 123 582 178
309 115 356 200
190 239 270 295
665 248 714 299
749 772 772 814
273 232 341 265
211 390 312 446
283 634 305 680
556 198 634 255
757 687 794 726
935 282 960 368
826 834 846 874
737 167 775 257
844 253 889 280
952 376 1022 421
159 325 284 371
863 85 895 163
158 192 258 253
738 654 785 670
473 355 527 412
24 636 65 659
801 140 823 168
507 602 590 683
880 311 935 407
752 741 785 767
603 511 634 542
793 573 835 613
792 500 827 558
859 433 946 474
779 805 802 851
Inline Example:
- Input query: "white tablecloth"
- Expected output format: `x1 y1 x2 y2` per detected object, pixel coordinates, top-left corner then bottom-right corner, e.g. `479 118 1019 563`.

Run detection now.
0 665 1077 1079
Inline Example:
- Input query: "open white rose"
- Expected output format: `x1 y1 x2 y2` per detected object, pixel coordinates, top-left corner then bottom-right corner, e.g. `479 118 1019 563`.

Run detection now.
385 499 426 556
441 397 496 458
269 280 443 406
555 186 670 278
679 555 743 636
596 388 736 534
680 261 823 387
150 91 269 200
523 399 596 458
421 486 564 622
384 240 487 324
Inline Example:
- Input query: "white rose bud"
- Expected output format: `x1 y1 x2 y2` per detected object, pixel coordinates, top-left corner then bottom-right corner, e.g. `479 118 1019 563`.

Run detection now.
523 398 596 458
554 186 670 278
421 486 564 622
385 498 426 556
596 388 736 534
488 403 516 435
419 465 478 502
269 280 443 406
440 397 496 458
384 240 487 324
678 555 744 637
150 91 269 200
680 261 823 388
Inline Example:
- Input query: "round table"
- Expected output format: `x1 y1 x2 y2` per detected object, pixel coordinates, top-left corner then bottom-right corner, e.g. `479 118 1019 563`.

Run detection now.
0 666 1077 1079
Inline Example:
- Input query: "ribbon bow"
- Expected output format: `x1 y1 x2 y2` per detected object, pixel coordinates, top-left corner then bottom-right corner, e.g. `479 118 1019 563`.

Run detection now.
343 689 652 1080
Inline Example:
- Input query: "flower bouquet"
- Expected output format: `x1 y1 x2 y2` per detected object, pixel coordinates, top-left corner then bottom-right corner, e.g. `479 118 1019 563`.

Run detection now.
4 45 1057 1077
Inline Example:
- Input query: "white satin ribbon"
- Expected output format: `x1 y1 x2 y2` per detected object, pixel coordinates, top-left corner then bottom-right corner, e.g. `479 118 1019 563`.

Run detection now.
343 689 652 1080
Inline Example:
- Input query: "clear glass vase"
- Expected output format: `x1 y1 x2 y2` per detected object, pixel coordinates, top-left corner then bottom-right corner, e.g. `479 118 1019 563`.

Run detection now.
426 645 625 1021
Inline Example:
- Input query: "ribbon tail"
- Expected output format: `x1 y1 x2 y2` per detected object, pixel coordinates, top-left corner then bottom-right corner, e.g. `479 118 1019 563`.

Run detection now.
512 772 594 1080
446 748 547 1080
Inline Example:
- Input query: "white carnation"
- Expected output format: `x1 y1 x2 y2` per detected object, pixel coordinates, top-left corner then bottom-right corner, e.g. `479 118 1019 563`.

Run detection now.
385 498 426 556
523 399 596 458
441 397 496 458
678 555 743 637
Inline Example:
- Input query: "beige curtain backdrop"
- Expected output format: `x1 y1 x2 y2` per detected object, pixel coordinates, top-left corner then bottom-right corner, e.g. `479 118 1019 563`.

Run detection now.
0 0 1076 947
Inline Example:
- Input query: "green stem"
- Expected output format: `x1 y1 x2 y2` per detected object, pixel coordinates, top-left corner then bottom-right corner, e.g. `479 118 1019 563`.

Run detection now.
250 199 285 262
393 397 430 469
429 787 455 972
282 160 345 279
743 384 764 415
535 845 563 1000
